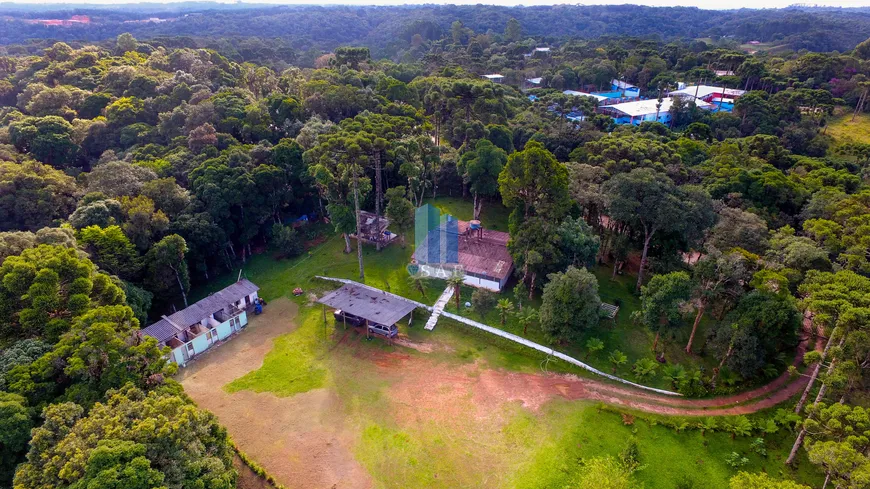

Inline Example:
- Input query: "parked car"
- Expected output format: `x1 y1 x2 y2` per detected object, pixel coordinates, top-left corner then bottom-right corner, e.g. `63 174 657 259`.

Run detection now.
368 322 398 338
333 309 365 327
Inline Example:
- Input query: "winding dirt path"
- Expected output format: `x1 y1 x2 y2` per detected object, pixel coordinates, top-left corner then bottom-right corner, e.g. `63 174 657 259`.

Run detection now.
465 309 823 416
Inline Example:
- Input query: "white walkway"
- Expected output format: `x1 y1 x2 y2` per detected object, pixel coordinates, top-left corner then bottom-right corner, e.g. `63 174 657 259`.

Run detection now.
314 276 680 396
425 286 454 331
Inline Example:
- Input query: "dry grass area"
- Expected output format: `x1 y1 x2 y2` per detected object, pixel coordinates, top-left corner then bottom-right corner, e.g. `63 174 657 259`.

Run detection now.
827 110 870 145
177 298 372 489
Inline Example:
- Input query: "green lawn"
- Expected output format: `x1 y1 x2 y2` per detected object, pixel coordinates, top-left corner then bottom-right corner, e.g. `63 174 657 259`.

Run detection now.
191 231 418 303
512 399 822 489
194 196 778 392
224 302 329 397
441 264 721 391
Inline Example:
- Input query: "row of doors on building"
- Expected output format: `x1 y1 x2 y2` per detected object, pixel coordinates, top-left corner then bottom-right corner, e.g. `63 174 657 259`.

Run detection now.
181 315 244 362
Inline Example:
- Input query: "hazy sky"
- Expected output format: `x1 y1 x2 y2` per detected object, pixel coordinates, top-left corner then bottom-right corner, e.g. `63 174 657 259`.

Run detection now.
4 0 870 9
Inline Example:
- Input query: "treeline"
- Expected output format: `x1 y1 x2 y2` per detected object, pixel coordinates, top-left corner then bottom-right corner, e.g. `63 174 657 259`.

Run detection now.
4 4 870 55
0 28 867 488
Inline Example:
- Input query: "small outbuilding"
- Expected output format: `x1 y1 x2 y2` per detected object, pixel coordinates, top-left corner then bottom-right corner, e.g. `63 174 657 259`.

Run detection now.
318 284 419 332
524 47 551 58
563 90 610 105
350 210 398 247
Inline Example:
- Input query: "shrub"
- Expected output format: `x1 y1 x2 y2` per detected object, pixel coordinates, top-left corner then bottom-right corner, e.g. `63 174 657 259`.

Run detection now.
750 437 767 456
585 337 604 358
759 418 779 435
677 368 708 397
471 289 496 320
632 358 659 379
609 350 628 372
662 363 687 386
724 452 749 468
619 437 642 472
698 417 718 436
271 223 303 258
725 416 753 439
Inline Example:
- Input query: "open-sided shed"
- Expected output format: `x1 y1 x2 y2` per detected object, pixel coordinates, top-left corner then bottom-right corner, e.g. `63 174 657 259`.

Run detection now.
317 284 418 327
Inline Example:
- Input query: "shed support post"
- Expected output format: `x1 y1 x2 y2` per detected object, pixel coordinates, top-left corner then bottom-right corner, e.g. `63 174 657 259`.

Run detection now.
322 304 326 324
409 310 413 327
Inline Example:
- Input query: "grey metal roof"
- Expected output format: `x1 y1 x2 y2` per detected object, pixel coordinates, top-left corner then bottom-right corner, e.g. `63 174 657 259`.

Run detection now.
318 284 417 326
140 279 259 343
140 318 182 343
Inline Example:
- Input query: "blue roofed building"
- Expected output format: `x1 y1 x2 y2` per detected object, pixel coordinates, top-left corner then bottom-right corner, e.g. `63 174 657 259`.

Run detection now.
598 97 712 125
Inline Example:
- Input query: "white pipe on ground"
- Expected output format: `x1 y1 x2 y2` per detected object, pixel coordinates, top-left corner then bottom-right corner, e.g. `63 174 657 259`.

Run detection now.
315 276 681 397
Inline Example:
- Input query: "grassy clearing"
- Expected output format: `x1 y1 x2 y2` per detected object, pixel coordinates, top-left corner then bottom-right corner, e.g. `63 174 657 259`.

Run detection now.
192 232 420 303
351 402 546 489
221 301 823 488
827 110 870 145
351 397 822 488
512 399 822 489
441 264 721 391
738 41 791 54
199 196 777 392
224 300 329 397
206 289 822 488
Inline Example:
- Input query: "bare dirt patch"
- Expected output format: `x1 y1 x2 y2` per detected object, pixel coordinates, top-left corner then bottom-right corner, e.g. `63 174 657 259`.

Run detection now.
393 336 433 353
178 298 372 489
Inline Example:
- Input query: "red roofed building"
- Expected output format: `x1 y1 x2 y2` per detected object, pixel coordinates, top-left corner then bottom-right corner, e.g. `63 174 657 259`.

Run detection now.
412 218 514 292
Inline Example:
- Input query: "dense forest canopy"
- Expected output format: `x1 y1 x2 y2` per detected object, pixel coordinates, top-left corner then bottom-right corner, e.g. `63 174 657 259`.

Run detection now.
2 4 870 55
0 5 869 489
